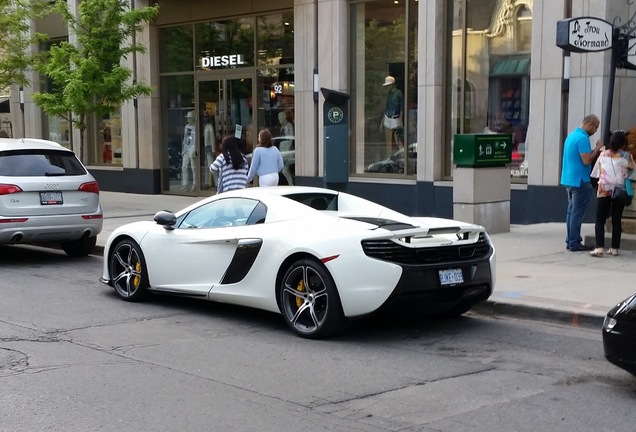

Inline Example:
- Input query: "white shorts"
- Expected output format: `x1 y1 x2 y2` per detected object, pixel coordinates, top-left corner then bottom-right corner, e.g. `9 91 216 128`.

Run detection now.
258 172 279 187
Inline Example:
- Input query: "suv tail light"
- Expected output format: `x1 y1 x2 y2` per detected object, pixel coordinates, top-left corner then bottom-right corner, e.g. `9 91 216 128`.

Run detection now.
79 181 99 194
0 184 23 195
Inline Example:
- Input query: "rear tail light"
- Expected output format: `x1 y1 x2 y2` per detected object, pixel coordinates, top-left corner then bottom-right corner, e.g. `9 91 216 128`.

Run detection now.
0 217 28 223
79 181 100 194
82 214 103 220
0 184 23 195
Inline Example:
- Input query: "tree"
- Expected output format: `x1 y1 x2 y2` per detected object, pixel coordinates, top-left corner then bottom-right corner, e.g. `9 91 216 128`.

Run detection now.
33 0 159 160
0 0 51 91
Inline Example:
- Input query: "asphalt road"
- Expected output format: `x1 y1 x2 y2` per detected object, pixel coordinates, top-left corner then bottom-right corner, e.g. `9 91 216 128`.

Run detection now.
1 245 634 432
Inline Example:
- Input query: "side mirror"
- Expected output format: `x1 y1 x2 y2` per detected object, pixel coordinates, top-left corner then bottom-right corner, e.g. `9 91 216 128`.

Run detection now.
154 210 177 230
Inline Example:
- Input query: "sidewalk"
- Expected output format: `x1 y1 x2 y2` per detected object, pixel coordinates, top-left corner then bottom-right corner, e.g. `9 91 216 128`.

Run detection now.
97 191 636 329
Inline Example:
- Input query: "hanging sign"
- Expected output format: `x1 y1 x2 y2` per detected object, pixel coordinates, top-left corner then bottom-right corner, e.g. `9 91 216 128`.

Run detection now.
556 17 613 52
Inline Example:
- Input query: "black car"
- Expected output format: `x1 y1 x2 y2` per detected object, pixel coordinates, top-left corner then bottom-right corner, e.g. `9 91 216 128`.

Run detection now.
366 143 417 174
603 292 636 375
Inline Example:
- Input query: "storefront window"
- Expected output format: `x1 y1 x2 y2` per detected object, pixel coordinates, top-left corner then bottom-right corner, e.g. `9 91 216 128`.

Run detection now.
255 12 294 184
350 0 418 176
449 0 532 180
158 10 294 192
91 109 122 165
160 75 195 193
255 68 295 185
195 19 254 71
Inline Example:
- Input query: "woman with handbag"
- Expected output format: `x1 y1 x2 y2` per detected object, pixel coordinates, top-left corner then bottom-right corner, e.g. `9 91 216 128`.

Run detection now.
590 131 635 257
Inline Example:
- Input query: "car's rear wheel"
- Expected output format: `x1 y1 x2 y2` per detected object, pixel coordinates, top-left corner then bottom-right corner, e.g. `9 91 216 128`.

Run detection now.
61 236 97 257
279 258 347 339
109 239 149 301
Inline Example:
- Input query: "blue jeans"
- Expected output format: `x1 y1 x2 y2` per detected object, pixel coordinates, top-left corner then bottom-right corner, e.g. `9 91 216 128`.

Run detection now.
565 183 593 248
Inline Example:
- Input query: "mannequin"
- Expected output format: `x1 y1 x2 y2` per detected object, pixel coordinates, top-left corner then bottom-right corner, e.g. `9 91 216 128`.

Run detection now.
182 111 196 192
203 114 216 188
381 75 403 157
278 110 294 139
278 110 294 185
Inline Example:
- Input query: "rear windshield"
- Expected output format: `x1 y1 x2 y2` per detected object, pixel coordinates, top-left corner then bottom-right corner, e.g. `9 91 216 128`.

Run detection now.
0 149 86 176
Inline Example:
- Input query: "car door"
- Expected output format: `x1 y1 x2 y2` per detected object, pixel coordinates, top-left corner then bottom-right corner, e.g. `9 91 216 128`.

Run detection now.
139 197 262 295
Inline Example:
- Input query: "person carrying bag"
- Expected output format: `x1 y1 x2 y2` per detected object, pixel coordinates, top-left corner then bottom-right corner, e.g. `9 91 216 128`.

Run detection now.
590 130 635 257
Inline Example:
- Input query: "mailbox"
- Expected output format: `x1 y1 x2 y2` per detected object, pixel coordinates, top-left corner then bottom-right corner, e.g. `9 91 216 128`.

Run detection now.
453 133 513 167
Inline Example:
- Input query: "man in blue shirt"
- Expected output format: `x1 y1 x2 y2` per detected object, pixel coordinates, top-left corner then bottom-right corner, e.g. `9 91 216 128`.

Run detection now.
560 114 604 251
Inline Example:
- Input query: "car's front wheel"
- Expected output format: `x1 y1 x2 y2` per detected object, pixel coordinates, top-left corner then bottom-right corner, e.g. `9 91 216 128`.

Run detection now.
109 239 149 301
279 258 347 339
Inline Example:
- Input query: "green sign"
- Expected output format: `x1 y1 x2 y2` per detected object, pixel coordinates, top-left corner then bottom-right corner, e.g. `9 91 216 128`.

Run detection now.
453 134 513 167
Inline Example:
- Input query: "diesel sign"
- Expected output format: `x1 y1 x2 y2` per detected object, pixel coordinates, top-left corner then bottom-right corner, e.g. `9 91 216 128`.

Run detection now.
200 54 247 68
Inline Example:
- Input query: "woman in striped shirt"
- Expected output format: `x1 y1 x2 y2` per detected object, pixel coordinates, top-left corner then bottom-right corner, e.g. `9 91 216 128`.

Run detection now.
210 136 249 193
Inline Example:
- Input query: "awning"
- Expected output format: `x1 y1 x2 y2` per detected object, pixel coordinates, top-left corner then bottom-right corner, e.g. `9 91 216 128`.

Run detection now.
490 58 530 77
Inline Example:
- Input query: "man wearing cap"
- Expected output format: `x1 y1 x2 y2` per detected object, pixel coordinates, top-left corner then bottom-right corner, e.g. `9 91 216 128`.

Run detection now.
381 75 403 157
182 111 197 192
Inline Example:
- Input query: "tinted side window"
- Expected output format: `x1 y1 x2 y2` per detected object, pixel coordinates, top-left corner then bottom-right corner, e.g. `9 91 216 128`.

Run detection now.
0 150 86 176
284 193 338 210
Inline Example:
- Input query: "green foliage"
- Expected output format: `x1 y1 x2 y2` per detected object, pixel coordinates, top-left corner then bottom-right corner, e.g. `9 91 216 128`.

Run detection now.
0 0 52 90
33 0 158 158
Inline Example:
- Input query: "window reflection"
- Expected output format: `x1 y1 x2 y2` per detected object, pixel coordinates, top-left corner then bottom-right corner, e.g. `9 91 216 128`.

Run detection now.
159 25 194 73
449 0 532 180
257 12 294 67
195 19 254 70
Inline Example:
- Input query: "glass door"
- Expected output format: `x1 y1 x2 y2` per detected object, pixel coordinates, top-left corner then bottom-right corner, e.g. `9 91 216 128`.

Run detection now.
198 74 253 195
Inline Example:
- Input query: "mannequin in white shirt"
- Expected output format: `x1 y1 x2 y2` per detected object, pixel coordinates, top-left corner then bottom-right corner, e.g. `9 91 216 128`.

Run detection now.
278 110 294 185
182 111 196 191
203 114 216 188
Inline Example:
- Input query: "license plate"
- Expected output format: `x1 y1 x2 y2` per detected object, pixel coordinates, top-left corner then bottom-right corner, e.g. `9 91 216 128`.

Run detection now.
439 268 464 286
40 191 63 205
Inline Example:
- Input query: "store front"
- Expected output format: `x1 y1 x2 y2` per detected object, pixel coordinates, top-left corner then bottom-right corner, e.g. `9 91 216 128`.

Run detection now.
16 0 636 224
158 9 294 196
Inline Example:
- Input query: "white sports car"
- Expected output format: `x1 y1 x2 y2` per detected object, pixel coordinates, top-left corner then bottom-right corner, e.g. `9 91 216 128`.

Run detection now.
100 186 495 338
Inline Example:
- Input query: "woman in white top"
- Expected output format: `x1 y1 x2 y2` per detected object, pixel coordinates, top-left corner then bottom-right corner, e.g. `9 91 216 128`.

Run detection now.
247 129 284 187
210 136 249 193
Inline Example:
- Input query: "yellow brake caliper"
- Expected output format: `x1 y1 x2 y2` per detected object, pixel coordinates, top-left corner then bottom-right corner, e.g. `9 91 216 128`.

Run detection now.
295 279 305 308
133 262 141 288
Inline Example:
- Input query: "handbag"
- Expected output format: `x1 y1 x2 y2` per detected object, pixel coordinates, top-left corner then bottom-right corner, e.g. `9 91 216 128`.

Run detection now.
609 155 633 206
611 186 632 206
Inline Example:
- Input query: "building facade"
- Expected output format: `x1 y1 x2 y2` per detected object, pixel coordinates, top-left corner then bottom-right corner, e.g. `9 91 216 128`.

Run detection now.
12 0 636 223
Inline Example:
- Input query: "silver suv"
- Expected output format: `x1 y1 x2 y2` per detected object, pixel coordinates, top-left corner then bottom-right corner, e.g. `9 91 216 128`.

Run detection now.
0 138 103 256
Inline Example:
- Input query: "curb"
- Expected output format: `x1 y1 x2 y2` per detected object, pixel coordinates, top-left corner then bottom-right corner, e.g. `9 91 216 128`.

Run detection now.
471 300 604 330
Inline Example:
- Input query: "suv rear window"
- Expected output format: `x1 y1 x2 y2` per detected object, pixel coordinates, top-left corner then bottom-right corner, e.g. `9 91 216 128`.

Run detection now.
0 149 87 176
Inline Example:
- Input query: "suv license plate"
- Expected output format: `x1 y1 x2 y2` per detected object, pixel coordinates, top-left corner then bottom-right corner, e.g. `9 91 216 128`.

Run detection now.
439 269 463 286
40 191 63 205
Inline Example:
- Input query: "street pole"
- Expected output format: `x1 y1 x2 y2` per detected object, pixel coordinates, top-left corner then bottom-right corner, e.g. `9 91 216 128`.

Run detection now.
602 29 619 146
